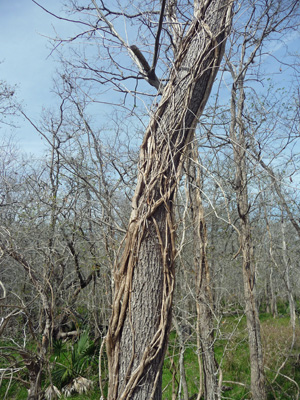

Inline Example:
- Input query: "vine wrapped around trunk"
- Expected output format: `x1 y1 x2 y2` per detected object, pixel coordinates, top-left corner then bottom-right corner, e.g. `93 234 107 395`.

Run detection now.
106 2 233 399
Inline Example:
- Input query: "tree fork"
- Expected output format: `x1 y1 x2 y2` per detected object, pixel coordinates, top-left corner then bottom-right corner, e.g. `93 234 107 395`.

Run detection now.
106 1 233 399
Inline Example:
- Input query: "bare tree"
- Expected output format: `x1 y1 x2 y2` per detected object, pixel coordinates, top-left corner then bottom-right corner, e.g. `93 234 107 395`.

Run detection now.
0 79 17 127
219 2 300 398
186 143 219 400
32 1 233 397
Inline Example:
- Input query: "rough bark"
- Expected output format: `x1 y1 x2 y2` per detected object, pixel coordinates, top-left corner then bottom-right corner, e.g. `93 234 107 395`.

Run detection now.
106 1 233 399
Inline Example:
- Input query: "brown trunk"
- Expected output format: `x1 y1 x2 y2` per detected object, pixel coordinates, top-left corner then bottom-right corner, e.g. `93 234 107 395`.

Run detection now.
21 352 43 400
106 2 233 399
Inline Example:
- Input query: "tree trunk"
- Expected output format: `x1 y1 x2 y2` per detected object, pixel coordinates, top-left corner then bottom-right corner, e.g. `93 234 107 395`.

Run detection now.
188 143 219 400
173 316 189 400
229 79 266 400
261 193 278 318
106 2 233 399
281 216 296 330
27 365 42 400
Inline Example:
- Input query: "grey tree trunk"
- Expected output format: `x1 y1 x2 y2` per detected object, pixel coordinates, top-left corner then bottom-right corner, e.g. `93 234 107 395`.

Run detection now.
106 1 233 399
281 216 296 330
256 158 299 328
229 79 266 400
256 159 298 327
261 193 278 318
188 143 219 400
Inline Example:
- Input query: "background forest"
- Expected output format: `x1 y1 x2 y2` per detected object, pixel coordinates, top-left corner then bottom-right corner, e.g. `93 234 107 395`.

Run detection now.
1 0 300 399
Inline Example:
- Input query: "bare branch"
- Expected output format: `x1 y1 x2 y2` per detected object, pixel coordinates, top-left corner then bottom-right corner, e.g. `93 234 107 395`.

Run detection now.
151 0 167 71
91 0 162 91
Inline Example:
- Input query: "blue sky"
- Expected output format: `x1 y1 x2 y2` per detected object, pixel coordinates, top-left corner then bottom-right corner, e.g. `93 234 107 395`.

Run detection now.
0 1 299 157
0 0 144 156
0 0 76 155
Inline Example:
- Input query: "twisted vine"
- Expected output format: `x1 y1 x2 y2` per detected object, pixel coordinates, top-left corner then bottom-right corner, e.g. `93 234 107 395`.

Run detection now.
105 2 233 398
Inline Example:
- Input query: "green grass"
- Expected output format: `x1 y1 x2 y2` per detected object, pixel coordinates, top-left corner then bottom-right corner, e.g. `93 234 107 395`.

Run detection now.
0 383 28 400
162 334 201 399
1 314 299 399
162 314 300 399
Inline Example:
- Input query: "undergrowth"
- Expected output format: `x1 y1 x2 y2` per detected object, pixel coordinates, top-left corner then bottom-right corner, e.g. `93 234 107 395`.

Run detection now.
1 315 299 399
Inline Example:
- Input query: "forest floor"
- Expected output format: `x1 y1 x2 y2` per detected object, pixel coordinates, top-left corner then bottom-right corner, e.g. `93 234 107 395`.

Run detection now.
162 313 300 399
1 313 299 399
